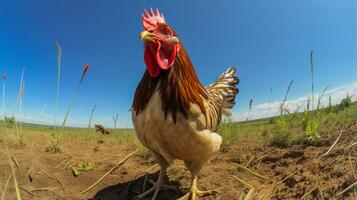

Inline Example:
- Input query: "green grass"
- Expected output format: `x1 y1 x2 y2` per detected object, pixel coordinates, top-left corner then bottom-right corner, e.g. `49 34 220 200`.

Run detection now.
218 100 357 147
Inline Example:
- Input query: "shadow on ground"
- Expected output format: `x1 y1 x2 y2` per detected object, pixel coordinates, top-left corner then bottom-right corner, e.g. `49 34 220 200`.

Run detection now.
90 171 183 200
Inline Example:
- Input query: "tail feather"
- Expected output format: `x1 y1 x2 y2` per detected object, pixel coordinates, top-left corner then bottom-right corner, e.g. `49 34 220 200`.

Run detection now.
206 67 239 116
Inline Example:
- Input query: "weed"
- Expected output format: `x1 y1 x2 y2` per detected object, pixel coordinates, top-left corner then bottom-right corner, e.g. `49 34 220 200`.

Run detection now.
301 51 329 140
4 116 15 128
45 139 62 153
268 80 294 147
305 117 320 139
68 160 94 177
269 127 295 147
338 93 352 111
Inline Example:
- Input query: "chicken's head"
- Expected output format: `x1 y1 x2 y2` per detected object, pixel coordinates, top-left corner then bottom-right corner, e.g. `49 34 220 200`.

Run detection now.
140 8 181 77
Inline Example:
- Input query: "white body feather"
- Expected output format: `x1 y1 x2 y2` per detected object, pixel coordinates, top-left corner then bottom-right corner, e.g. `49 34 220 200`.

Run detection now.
132 67 238 164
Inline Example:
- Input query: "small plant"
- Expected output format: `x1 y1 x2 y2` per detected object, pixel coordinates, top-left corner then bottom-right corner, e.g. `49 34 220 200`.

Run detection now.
268 80 294 147
4 116 16 128
68 160 94 177
275 116 286 129
338 93 352 111
268 129 293 148
45 138 62 153
305 118 320 138
301 52 328 140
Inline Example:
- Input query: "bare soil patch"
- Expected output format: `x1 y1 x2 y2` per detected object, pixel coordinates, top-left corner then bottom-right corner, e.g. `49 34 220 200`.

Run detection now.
0 121 356 199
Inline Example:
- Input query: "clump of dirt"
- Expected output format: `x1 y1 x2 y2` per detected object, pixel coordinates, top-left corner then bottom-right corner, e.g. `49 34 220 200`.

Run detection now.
0 121 356 199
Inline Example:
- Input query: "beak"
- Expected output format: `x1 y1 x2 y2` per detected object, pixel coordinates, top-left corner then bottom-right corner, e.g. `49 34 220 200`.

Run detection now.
140 30 155 42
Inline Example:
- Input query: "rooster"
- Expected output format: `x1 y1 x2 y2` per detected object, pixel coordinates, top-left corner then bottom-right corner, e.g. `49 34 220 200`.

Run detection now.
132 8 239 200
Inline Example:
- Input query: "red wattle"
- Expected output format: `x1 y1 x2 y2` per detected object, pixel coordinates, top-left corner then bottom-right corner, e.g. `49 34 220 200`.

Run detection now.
144 45 160 77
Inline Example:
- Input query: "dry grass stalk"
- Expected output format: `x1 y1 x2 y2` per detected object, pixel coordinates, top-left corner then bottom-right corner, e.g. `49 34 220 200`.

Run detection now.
55 157 73 168
245 156 255 167
1 175 11 200
80 150 137 194
301 186 318 199
278 166 304 185
18 186 39 199
336 181 357 196
230 175 254 200
30 186 58 192
230 175 252 189
10 157 22 200
59 63 91 138
12 156 21 174
324 128 343 156
42 171 65 190
145 163 159 173
5 138 22 200
349 141 357 148
248 149 274 167
232 163 272 182
244 188 254 200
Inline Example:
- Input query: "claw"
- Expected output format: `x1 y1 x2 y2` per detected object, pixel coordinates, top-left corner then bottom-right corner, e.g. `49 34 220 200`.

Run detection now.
177 175 218 200
178 189 219 200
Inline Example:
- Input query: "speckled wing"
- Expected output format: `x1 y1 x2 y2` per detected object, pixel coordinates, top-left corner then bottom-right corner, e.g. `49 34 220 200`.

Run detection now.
204 67 240 131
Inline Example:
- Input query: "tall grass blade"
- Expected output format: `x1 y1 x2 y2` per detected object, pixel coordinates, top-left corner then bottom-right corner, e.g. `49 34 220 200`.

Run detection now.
310 50 315 109
280 80 294 115
55 41 62 125
2 72 6 115
88 104 97 128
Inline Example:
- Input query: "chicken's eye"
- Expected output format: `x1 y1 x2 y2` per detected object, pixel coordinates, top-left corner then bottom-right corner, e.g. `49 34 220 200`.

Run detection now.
162 29 170 37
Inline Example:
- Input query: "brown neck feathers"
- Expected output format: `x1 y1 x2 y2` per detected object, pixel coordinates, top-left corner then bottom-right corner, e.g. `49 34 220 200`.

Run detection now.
132 45 208 123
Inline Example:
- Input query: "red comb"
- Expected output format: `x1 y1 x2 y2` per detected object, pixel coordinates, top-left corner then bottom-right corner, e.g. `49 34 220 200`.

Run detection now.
142 8 166 31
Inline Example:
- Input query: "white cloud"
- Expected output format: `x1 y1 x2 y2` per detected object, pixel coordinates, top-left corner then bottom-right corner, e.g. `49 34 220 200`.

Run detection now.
234 82 357 121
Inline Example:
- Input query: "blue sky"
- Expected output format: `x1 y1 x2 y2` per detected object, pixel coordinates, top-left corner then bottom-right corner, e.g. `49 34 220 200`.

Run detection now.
0 0 356 127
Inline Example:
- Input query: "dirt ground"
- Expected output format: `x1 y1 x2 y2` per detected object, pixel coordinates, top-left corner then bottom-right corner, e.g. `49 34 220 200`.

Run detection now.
0 121 356 200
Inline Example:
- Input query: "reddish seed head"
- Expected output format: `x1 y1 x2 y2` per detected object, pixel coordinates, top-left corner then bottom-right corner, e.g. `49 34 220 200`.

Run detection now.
142 8 166 31
83 64 90 74
80 64 90 82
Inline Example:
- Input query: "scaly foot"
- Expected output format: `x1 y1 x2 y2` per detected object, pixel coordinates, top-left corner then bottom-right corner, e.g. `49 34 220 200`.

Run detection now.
177 187 218 200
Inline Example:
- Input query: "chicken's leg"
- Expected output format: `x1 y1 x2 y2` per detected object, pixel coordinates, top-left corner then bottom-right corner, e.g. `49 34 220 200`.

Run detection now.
178 161 218 200
135 151 176 200
135 166 166 200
